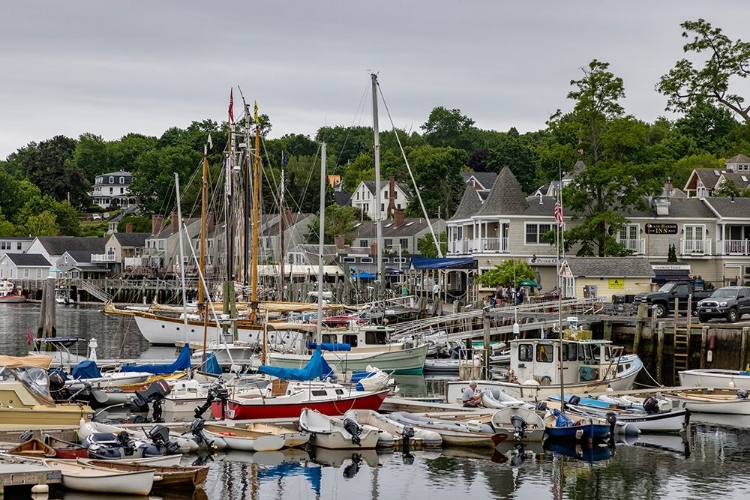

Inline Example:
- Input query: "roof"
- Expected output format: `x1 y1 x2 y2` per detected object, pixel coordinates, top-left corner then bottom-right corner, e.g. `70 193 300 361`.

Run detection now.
35 237 105 255
565 257 654 278
351 218 443 238
333 191 352 206
726 153 750 165
362 180 413 200
66 251 93 262
461 171 497 191
262 213 313 237
703 197 750 218
685 168 725 191
113 232 149 247
719 172 750 189
450 185 485 220
475 167 529 216
522 196 561 217
4 254 51 267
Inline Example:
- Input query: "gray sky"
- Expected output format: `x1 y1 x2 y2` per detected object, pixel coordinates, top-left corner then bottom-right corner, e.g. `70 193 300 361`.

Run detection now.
2 1 749 160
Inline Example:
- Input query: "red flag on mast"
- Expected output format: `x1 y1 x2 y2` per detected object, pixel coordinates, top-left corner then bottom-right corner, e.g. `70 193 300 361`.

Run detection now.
228 88 235 125
554 200 564 227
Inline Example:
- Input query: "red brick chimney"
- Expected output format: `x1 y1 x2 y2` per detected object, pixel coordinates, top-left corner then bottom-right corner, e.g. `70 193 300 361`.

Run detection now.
282 208 293 230
394 208 405 227
665 177 673 194
151 215 164 235
370 242 377 256
206 212 215 233
125 223 133 234
334 235 346 250
171 211 179 234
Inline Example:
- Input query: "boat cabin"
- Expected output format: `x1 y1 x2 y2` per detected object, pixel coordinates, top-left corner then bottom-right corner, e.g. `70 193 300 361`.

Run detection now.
510 338 629 386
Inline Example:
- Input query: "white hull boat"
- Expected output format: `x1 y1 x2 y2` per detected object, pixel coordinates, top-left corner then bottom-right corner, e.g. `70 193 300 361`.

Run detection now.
679 369 750 390
44 458 155 496
299 408 382 449
268 343 428 375
673 391 750 415
202 423 286 451
344 409 443 448
245 422 310 448
387 411 509 448
490 405 545 442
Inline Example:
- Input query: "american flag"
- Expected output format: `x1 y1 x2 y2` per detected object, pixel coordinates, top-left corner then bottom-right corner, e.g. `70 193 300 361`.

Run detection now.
228 88 235 125
554 201 564 227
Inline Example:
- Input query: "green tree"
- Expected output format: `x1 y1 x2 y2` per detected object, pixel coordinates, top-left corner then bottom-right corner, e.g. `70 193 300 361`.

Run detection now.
421 107 480 151
417 231 447 258
71 133 110 180
674 101 739 154
21 135 91 207
476 259 535 288
485 132 539 194
553 60 660 257
24 210 59 236
405 145 467 219
667 244 677 262
129 145 201 214
657 19 750 122
306 205 359 244
118 214 152 233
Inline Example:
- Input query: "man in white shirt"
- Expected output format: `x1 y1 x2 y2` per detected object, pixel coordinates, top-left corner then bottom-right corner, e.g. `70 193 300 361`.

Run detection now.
462 381 482 407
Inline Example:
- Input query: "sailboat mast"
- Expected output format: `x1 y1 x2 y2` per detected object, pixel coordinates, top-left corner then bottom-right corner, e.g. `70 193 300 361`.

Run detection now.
371 73 383 297
557 166 565 413
173 173 189 338
317 143 326 342
279 165 286 301
250 103 261 323
198 140 208 304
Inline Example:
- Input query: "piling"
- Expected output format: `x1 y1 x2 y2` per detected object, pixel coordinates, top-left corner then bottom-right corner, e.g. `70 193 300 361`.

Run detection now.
699 326 708 369
656 322 665 385
742 327 749 370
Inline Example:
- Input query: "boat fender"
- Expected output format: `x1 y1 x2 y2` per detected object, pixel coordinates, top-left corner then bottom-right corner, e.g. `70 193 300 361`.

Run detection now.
540 375 552 386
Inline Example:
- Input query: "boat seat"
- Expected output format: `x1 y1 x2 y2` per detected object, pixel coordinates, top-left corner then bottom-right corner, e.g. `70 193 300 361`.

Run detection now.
271 380 288 396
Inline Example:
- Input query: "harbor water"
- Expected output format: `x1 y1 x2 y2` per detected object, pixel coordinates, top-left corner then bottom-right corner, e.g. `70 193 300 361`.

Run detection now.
2 303 750 499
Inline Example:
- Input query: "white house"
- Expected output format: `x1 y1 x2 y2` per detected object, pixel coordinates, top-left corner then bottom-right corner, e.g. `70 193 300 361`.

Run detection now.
89 171 137 209
0 253 51 280
351 176 413 221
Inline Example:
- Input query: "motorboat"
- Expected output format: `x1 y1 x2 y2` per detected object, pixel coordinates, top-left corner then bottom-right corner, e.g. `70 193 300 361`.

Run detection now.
490 404 546 441
387 411 509 448
542 409 612 441
679 368 750 390
245 422 310 448
0 279 26 303
78 459 209 489
201 422 286 451
299 408 382 449
343 409 443 448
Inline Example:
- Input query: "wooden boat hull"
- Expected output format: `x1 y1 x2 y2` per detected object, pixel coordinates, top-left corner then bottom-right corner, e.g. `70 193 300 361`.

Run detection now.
675 393 750 415
215 389 389 420
0 295 26 303
44 459 155 496
0 404 94 428
245 423 310 448
80 459 209 489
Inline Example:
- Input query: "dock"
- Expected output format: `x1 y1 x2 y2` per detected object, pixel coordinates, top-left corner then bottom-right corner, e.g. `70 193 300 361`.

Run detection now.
0 461 61 496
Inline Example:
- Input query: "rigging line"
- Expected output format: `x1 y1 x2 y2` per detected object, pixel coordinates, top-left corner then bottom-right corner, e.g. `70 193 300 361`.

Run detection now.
297 145 322 222
331 78 371 169
377 83 444 257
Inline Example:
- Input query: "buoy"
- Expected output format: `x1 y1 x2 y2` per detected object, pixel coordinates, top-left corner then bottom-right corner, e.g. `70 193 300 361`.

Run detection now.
707 350 713 363
709 334 716 350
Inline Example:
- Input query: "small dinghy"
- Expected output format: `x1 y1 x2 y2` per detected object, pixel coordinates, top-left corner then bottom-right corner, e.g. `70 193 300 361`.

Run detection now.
387 412 509 448
8 437 56 458
490 405 546 442
344 409 443 448
543 409 612 441
79 459 209 489
299 408 382 449
201 423 286 451
44 434 88 459
245 422 310 448
44 458 155 496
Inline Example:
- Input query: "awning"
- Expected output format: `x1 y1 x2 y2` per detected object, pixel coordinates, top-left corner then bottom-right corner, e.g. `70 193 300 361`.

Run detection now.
652 269 691 283
410 257 477 270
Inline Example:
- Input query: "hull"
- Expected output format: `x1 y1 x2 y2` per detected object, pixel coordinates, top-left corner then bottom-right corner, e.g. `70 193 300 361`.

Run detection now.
679 369 750 390
490 406 546 442
268 343 428 375
613 410 689 433
246 423 310 448
544 422 611 441
214 389 389 420
0 295 26 303
0 405 94 428
299 409 381 449
387 412 508 448
202 423 286 451
134 314 263 345
81 460 209 489
675 393 750 415
45 459 155 496
344 409 443 448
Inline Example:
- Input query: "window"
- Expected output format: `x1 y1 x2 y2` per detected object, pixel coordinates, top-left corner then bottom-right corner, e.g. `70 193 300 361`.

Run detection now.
24 268 29 278
684 225 704 240
36 269 42 278
158 240 165 250
360 240 368 247
0 242 7 250
384 238 393 249
16 242 21 250
536 343 553 363
394 191 398 199
356 192 360 200
400 238 408 249
119 176 125 184
365 330 388 345
525 223 552 244
618 224 640 251
120 188 124 194
342 257 356 263
109 176 114 183
364 203 369 214
383 191 388 200
109 187 113 194
518 344 533 362
360 257 373 263
381 203 385 212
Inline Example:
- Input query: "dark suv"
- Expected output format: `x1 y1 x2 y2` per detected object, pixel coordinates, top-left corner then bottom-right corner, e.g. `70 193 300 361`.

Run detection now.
697 286 750 323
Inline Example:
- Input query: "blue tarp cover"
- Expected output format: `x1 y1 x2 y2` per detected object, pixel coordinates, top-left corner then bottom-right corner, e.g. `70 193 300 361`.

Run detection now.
306 342 351 352
258 346 334 381
204 352 222 375
72 359 101 379
553 408 574 427
410 257 477 270
121 343 192 374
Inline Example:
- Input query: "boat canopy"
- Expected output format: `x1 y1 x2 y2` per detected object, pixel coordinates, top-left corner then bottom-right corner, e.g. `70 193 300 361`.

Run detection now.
257 346 334 381
0 355 52 369
410 257 477 270
72 359 101 379
306 342 352 352
121 343 192 374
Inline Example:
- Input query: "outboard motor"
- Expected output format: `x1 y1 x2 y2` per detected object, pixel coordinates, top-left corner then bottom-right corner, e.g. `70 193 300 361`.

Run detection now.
189 418 214 449
131 380 172 422
510 414 527 440
568 395 581 406
194 382 229 420
737 390 748 400
343 418 363 446
48 370 69 401
147 424 181 455
116 429 137 456
535 401 548 412
642 396 661 415
402 425 415 449
83 432 123 460
343 453 362 478
18 430 33 443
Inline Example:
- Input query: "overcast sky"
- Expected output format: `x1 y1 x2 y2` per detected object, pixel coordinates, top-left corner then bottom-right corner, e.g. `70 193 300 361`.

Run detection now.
2 1 749 160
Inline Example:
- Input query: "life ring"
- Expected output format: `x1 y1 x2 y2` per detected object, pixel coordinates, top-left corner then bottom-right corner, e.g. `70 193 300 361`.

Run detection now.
540 375 552 385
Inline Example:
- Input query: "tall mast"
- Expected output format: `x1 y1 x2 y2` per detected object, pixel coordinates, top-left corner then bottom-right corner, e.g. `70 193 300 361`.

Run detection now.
198 138 208 305
371 73 383 298
317 143 326 342
279 163 286 301
250 102 261 323
173 173 189 340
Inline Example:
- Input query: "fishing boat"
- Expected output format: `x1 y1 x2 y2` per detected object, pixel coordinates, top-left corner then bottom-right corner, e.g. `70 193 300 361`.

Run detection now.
490 404 546 442
201 423 286 451
387 411 509 448
678 368 750 390
445 336 643 402
0 355 95 427
0 279 26 303
298 408 382 450
43 458 155 496
78 459 209 489
343 409 443 448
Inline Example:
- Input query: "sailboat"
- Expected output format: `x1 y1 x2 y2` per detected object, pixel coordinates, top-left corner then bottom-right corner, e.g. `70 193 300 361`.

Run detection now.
267 77 428 375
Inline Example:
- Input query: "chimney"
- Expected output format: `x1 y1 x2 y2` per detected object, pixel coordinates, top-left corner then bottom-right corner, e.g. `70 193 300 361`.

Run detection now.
151 215 164 235
665 177 673 194
394 208 405 227
334 235 346 250
387 175 396 217
370 242 377 256
171 211 178 234
206 212 215 233
126 223 133 234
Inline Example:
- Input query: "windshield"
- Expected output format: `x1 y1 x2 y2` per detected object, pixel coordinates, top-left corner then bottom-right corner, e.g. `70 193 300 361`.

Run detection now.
710 289 739 299
658 283 676 293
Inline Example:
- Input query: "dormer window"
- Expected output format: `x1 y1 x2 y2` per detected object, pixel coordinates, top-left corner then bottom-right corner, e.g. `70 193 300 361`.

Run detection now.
119 177 125 184
109 176 114 183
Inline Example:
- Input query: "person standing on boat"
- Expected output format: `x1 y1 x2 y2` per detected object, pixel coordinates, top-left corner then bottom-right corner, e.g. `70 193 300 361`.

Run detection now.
462 381 483 407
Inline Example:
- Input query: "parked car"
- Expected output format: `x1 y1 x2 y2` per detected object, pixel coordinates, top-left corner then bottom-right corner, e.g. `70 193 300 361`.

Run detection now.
633 281 713 318
91 214 102 221
697 286 750 323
